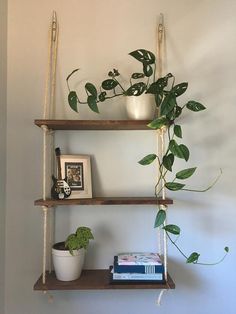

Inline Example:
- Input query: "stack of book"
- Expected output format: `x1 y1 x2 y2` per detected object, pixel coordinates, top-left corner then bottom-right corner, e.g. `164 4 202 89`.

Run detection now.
110 252 164 283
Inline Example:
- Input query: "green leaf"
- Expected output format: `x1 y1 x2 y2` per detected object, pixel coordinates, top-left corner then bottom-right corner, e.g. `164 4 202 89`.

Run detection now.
98 91 106 102
173 105 182 118
68 91 78 112
125 82 146 96
186 101 206 112
102 79 118 90
166 109 175 121
129 49 155 65
138 154 157 165
85 83 97 97
131 73 145 79
155 93 163 107
224 247 229 253
76 226 94 240
146 76 168 94
174 125 182 138
172 82 188 97
163 224 180 235
165 182 185 191
160 93 176 116
147 116 168 129
169 140 184 159
87 95 99 113
143 63 153 77
65 234 79 255
163 153 174 172
176 167 197 180
154 209 166 228
179 144 190 161
186 252 200 264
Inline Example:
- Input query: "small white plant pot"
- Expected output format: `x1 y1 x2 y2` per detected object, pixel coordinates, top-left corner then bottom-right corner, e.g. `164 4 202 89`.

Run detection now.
52 242 85 281
125 93 156 120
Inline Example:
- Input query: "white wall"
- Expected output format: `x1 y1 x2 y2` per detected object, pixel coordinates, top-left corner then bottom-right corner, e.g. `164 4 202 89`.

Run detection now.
5 0 236 314
0 0 7 312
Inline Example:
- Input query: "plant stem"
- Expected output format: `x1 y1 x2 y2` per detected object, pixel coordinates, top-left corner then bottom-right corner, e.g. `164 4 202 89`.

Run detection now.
129 77 133 87
76 95 89 105
166 230 229 265
182 169 222 193
195 252 228 266
105 93 123 100
146 76 150 89
155 171 168 197
171 75 175 89
113 77 125 92
165 231 188 259
153 63 156 83
66 80 70 92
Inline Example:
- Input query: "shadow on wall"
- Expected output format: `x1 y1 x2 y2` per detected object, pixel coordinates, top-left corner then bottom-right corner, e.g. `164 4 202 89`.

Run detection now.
168 258 205 290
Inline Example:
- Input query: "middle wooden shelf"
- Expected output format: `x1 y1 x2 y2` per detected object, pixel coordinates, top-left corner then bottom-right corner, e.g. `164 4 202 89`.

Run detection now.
34 197 173 206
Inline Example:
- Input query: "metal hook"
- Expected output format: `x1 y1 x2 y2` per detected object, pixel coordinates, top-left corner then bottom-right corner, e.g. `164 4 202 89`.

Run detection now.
51 11 58 42
158 13 164 33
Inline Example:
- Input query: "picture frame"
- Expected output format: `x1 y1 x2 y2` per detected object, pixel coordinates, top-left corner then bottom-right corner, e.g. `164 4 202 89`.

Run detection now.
60 155 92 199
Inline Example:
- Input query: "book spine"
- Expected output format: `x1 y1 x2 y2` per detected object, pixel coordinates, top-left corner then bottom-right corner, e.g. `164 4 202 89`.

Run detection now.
114 264 164 274
113 272 163 280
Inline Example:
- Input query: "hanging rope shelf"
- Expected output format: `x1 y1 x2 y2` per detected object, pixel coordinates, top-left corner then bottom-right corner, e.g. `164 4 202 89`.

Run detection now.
34 12 175 300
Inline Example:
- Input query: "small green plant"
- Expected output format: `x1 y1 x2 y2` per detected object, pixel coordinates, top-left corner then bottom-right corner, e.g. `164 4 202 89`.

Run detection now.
65 226 94 255
67 49 160 114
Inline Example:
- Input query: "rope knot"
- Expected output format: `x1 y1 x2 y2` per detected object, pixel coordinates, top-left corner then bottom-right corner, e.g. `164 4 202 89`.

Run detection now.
159 204 168 211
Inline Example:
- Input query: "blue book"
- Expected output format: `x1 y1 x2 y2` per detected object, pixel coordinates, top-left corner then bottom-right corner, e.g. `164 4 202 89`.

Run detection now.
113 256 164 274
109 266 165 284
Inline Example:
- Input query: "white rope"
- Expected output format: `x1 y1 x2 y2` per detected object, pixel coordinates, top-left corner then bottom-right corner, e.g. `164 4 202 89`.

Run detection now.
156 13 165 257
50 12 59 118
157 129 162 256
43 24 52 119
159 128 168 281
42 206 48 284
43 11 58 119
41 125 48 201
156 289 167 306
156 13 167 250
41 12 58 288
156 13 164 79
48 206 55 273
155 14 169 303
43 291 54 303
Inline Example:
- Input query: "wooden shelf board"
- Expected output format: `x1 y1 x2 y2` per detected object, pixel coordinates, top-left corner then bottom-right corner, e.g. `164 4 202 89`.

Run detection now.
34 270 175 291
34 197 173 206
34 119 152 130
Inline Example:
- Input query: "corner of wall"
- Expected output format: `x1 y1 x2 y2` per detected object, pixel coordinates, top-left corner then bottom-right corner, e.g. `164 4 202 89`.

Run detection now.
0 0 7 313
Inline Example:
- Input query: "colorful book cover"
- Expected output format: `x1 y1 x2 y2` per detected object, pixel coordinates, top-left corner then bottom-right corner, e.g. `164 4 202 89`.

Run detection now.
112 272 163 281
109 266 164 283
117 252 163 266
113 256 164 274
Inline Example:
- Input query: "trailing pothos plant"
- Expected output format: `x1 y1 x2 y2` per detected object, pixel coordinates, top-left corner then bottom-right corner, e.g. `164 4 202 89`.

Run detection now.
67 49 162 113
138 72 229 265
66 48 229 264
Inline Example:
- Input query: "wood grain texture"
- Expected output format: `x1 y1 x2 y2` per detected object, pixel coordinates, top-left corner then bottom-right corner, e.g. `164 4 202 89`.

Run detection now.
34 197 173 206
34 119 152 130
33 270 175 290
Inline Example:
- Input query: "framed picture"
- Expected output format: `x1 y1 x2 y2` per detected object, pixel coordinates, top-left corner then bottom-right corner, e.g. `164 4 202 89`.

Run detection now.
60 155 92 199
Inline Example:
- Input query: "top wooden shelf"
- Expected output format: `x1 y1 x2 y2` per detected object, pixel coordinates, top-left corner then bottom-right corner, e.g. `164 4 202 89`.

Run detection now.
34 119 152 130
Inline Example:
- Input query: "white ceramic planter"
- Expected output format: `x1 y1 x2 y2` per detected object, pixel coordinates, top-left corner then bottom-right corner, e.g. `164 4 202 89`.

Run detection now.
52 242 85 281
125 93 156 120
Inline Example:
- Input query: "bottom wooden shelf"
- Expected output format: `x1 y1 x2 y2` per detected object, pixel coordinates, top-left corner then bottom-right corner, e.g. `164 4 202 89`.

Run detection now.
34 269 175 291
